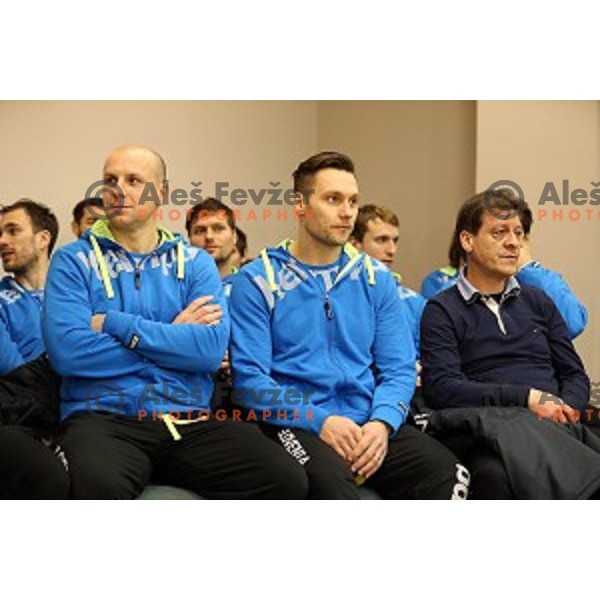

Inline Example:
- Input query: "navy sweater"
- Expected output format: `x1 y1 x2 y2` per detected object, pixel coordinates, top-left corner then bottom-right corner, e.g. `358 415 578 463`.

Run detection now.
421 284 590 412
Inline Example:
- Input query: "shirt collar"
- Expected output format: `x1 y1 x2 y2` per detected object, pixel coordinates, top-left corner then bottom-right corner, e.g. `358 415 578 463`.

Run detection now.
457 266 520 305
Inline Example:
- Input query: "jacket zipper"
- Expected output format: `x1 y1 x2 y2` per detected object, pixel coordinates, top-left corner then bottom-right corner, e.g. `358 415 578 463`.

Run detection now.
324 294 333 320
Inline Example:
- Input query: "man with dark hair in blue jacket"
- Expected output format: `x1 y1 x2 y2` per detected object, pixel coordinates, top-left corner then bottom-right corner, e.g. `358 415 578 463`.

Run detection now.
42 145 308 499
187 198 241 406
1 199 59 374
0 199 68 499
187 198 239 302
230 151 468 499
421 190 591 498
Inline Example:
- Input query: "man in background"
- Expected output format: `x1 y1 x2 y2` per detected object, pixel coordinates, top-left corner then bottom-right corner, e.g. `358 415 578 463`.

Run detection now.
187 198 238 281
350 203 426 353
0 199 68 499
71 197 104 238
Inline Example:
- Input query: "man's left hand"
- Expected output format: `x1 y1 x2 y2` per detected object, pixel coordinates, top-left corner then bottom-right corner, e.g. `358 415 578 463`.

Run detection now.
349 420 391 480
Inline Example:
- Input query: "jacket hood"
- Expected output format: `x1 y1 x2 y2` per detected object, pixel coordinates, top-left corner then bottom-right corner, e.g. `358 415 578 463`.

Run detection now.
83 219 184 251
83 220 186 299
258 239 376 292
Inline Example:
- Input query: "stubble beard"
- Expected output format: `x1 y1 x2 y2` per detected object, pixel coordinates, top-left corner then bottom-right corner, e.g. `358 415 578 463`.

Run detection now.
306 223 347 249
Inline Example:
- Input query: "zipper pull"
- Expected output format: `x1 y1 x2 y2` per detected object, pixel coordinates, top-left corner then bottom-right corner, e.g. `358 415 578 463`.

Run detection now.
135 267 141 290
324 296 333 320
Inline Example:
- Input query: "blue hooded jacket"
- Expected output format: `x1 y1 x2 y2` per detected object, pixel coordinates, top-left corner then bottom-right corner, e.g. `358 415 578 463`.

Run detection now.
221 267 238 306
391 272 427 356
517 261 588 339
0 277 45 375
229 241 416 436
42 220 229 420
420 266 459 299
421 262 587 339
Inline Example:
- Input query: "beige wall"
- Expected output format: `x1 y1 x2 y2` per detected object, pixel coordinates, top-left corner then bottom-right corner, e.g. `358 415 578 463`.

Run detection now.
0 100 319 257
477 100 599 373
318 101 477 290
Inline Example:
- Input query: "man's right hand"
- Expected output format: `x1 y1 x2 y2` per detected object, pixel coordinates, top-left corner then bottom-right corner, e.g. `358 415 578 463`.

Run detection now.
172 296 223 325
528 388 579 424
319 415 362 461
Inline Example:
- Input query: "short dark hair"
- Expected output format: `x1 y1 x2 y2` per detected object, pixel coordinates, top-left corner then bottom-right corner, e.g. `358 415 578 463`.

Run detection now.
186 198 235 236
352 204 399 242
521 204 533 236
292 151 355 198
0 199 60 256
451 190 529 264
72 197 103 224
447 234 462 270
235 227 247 256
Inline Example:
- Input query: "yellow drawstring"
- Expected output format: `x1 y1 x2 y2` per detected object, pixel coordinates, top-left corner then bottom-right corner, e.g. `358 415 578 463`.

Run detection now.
364 255 376 285
90 231 185 299
261 248 279 292
260 240 376 292
176 241 184 280
90 235 115 299
162 413 210 441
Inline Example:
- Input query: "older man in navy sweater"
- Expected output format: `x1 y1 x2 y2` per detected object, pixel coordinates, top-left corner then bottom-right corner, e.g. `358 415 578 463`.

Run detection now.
421 190 590 499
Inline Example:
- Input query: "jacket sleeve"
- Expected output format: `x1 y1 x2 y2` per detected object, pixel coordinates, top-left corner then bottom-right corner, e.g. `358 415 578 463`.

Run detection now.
371 274 417 433
421 300 531 409
229 269 330 435
0 315 25 376
102 251 229 374
517 265 588 339
420 271 442 299
540 294 590 413
42 248 147 378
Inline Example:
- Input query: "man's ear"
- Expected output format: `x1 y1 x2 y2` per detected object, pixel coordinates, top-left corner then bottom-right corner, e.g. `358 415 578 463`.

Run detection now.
71 221 79 238
459 230 472 254
158 179 168 205
292 191 309 220
37 229 52 253
294 191 306 215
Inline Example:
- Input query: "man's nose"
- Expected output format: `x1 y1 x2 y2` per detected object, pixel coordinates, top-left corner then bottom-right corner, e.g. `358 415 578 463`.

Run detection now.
386 240 397 257
505 231 520 247
339 200 354 219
